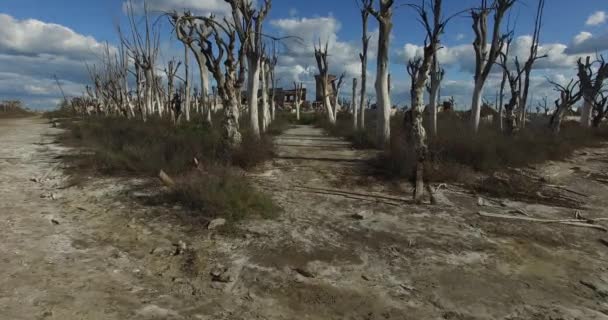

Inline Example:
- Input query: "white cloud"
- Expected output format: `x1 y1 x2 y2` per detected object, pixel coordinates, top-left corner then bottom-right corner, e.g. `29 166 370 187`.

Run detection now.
586 11 607 26
455 33 466 41
0 14 108 60
0 14 109 108
573 31 593 45
269 16 378 98
566 30 608 54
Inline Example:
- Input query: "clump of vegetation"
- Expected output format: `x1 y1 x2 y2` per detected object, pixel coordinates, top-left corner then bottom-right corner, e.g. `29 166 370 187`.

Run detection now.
314 111 376 149
58 112 286 223
0 100 33 118
167 168 281 222
321 110 608 184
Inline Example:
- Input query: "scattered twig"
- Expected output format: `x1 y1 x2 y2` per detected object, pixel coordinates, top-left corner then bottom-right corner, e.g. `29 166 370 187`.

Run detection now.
478 211 607 232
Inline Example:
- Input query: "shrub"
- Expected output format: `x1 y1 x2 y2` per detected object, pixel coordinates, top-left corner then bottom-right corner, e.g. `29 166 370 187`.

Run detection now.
167 168 281 222
60 114 286 175
377 114 608 180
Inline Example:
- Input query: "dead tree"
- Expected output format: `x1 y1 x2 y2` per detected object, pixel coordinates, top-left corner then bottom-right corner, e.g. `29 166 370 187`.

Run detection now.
294 82 304 120
227 0 272 138
164 59 182 122
261 56 271 132
199 18 242 146
314 41 336 124
352 78 359 128
549 79 582 135
332 72 346 120
577 55 608 127
171 12 214 124
358 1 372 130
367 0 395 146
426 57 444 136
496 34 525 135
122 2 161 121
518 0 546 128
497 55 523 135
268 47 278 121
405 0 452 203
470 0 515 132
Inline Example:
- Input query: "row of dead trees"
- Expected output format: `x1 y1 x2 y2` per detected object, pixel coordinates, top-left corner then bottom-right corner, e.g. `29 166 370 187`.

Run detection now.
316 0 607 203
77 0 283 147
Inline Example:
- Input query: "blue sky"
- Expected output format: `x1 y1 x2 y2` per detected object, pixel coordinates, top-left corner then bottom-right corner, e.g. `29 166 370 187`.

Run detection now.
0 0 607 109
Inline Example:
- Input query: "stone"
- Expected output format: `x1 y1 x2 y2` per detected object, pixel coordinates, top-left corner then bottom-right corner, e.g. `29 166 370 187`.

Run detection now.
208 218 227 230
351 211 371 220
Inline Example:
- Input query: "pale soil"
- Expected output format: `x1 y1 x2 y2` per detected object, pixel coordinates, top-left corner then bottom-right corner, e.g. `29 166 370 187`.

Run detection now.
2 117 608 319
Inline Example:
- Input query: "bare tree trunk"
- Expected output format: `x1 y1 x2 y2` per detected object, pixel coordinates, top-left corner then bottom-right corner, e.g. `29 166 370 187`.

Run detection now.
359 1 370 131
352 78 358 129
374 13 393 147
581 99 593 127
183 44 191 122
428 57 443 137
411 83 428 203
247 56 261 136
498 70 507 131
470 0 515 133
261 59 270 132
294 82 302 121
471 79 484 131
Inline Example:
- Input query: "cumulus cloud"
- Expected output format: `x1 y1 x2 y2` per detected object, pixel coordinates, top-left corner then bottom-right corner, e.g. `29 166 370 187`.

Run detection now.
0 14 109 108
0 14 107 60
586 11 607 26
565 31 608 54
269 16 378 98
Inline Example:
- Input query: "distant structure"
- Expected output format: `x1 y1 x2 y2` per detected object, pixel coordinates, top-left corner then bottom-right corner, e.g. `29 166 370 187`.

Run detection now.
241 88 307 109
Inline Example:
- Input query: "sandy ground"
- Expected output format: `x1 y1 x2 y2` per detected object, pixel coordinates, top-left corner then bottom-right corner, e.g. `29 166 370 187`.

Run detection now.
2 117 608 319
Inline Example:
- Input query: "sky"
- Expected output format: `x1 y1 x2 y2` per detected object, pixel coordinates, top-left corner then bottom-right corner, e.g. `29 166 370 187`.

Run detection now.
0 0 607 109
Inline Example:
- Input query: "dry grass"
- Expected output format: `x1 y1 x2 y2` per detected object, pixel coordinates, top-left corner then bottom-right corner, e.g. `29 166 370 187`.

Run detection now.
56 112 287 224
167 168 281 222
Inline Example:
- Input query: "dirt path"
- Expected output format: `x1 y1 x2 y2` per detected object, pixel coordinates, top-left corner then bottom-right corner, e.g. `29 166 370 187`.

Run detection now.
3 119 608 319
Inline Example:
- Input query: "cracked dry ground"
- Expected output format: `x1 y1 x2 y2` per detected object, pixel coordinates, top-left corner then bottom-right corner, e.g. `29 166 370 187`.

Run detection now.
3 117 608 319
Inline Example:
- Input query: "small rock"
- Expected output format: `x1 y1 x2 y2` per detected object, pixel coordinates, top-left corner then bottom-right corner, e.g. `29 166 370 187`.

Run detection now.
210 265 232 283
293 267 315 278
208 218 227 230
50 219 60 225
30 177 39 183
361 274 371 281
149 246 174 256
172 241 187 255
477 197 487 207
352 211 371 220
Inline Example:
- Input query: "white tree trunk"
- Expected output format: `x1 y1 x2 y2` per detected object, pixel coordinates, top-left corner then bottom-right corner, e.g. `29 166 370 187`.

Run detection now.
144 68 153 121
324 92 336 124
352 78 358 129
184 45 191 122
375 20 392 147
581 99 593 128
470 80 484 132
429 86 438 137
246 56 261 137
261 60 270 132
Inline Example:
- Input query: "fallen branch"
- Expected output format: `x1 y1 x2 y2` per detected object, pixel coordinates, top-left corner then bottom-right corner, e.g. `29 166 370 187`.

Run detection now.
293 185 409 204
159 170 175 188
545 184 589 198
478 211 607 232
